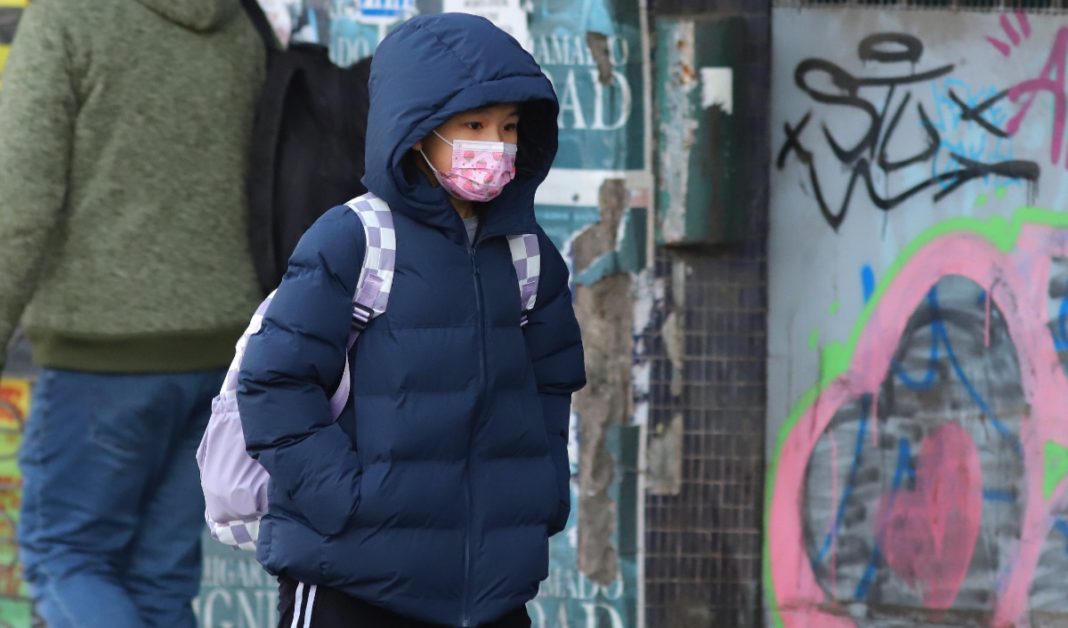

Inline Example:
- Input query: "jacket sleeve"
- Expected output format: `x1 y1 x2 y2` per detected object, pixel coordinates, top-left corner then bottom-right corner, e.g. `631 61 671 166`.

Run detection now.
0 2 76 371
523 228 587 536
238 206 365 537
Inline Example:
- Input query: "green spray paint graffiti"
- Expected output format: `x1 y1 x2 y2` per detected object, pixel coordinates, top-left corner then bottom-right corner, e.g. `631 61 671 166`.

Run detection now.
768 10 1068 625
766 207 1068 626
0 381 30 628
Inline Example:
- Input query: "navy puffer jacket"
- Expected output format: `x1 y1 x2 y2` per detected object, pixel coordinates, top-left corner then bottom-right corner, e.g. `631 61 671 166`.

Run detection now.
237 13 586 627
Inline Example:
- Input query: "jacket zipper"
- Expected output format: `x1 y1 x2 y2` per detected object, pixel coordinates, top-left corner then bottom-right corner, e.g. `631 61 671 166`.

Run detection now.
462 241 488 627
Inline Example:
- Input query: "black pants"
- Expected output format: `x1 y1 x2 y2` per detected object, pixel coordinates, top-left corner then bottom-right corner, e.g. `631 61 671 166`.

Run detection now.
278 576 532 628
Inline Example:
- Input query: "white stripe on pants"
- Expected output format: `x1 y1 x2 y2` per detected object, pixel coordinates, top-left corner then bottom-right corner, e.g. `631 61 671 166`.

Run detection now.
290 582 318 628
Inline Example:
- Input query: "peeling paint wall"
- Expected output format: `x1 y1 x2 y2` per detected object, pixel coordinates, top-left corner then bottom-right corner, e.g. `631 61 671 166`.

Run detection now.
655 15 746 248
572 180 640 589
768 7 1068 627
573 181 630 581
657 20 700 244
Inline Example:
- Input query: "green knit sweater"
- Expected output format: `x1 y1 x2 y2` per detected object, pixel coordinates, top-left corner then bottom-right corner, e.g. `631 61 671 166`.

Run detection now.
0 0 266 372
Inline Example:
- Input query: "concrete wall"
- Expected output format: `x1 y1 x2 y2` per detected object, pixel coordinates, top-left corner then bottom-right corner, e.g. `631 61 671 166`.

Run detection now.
767 7 1068 626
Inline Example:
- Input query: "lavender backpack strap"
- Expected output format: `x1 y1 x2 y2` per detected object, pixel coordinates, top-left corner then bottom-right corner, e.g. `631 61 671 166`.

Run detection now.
218 293 275 400
328 193 396 417
507 233 540 327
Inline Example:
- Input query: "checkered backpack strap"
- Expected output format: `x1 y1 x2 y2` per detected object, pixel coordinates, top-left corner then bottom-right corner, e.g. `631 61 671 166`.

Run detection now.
327 193 396 417
198 193 396 553
217 292 275 401
507 233 540 327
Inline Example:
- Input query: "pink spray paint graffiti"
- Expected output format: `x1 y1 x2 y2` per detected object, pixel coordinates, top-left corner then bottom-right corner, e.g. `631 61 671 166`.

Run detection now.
1006 26 1068 168
768 216 1068 626
987 12 1031 57
873 422 983 613
768 11 1068 626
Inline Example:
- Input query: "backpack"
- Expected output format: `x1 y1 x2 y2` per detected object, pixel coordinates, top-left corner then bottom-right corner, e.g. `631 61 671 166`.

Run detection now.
196 192 543 551
240 0 374 296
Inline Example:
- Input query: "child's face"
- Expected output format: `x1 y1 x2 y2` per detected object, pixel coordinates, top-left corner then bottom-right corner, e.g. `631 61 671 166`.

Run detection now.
414 103 520 174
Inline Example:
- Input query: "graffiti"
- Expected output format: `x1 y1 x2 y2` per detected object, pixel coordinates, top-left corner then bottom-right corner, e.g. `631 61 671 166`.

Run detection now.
0 381 29 627
1006 25 1068 170
777 32 1040 231
796 274 1024 624
987 12 1031 58
873 422 983 613
766 10 1068 628
930 79 1018 192
767 212 1068 626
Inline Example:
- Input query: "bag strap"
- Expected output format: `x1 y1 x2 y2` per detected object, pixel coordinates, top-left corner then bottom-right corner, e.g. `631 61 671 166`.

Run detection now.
219 291 277 398
326 204 535 416
239 0 280 49
507 234 541 327
327 193 396 417
220 194 394 413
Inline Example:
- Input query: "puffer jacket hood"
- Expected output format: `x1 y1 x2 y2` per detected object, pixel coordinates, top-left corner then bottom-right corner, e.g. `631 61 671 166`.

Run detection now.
363 13 560 242
134 0 241 32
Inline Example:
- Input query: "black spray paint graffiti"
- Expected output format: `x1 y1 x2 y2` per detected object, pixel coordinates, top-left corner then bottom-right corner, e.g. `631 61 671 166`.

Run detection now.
777 33 1040 231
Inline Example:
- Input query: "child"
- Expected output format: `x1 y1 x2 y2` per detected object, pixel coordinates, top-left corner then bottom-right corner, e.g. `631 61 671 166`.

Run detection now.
237 13 586 628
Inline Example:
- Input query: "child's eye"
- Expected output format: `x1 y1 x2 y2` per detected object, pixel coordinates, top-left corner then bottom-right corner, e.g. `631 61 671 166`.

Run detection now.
504 123 519 132
464 122 484 131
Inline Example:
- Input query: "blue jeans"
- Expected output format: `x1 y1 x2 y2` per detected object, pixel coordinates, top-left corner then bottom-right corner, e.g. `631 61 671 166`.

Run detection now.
17 368 224 628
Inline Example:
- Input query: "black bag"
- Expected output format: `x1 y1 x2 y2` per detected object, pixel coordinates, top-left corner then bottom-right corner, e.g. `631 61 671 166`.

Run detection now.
241 0 373 295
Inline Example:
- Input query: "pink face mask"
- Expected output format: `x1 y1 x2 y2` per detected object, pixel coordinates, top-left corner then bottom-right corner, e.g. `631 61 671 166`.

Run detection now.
420 131 518 202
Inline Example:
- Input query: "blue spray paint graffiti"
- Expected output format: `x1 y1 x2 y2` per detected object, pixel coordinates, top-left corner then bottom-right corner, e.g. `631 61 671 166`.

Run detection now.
804 279 1025 608
930 79 1019 192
